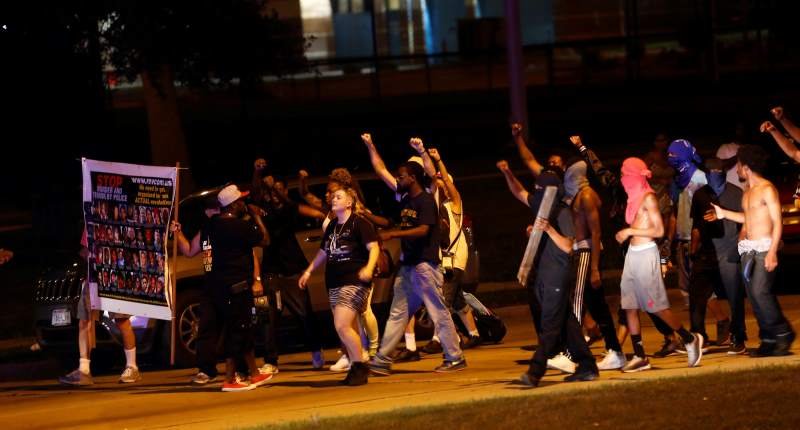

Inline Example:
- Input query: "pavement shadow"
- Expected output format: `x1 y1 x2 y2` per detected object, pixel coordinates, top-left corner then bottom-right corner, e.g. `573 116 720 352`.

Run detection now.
514 359 531 366
0 381 191 393
520 344 537 352
504 379 557 390
268 379 344 389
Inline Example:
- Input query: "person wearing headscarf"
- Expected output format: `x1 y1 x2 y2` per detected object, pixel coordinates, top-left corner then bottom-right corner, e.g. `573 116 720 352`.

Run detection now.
616 158 703 372
667 139 707 308
568 136 680 358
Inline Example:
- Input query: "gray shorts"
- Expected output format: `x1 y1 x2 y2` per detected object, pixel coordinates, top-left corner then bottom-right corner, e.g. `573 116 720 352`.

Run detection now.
328 285 372 314
620 242 670 313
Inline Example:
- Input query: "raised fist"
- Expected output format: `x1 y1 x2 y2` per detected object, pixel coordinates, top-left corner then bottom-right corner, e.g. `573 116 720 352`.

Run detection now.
771 106 784 121
510 123 523 137
760 121 776 133
569 136 584 148
428 148 441 162
299 169 309 179
360 133 373 146
496 160 510 172
409 137 425 154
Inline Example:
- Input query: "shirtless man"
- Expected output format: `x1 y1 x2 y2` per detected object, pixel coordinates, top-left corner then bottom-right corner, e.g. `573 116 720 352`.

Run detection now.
562 154 625 370
711 145 795 356
616 158 703 372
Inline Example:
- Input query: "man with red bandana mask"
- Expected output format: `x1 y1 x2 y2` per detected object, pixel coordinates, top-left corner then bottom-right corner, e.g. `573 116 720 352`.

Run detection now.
616 158 703 372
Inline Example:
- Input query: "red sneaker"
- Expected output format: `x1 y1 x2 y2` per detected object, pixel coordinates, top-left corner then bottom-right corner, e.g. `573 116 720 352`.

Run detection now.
249 372 273 388
222 377 256 392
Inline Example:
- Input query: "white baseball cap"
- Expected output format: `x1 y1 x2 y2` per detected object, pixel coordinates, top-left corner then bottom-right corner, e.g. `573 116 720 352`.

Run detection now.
217 185 249 208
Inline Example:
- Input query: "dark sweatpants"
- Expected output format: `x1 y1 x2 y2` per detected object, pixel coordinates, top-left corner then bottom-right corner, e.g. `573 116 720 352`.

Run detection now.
528 256 595 379
574 249 622 352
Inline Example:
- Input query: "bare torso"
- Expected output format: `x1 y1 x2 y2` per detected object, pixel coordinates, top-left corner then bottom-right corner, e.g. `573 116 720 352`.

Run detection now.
743 182 777 241
572 187 601 242
630 193 661 246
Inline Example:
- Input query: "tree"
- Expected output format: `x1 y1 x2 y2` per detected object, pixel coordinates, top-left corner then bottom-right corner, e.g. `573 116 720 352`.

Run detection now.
100 0 308 191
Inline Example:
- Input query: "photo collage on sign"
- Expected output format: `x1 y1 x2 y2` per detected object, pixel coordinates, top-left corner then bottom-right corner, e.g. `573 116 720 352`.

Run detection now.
87 201 170 302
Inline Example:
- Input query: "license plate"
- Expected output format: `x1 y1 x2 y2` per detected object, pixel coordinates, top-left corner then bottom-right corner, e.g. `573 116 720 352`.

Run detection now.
51 308 71 327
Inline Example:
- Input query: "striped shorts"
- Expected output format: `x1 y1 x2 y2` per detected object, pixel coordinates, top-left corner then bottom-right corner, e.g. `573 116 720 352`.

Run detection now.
328 285 372 314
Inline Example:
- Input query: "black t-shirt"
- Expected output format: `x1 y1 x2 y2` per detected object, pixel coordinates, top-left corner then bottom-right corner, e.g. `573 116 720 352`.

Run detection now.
201 215 263 292
321 214 378 289
526 197 573 276
713 184 743 261
691 186 724 256
260 201 308 276
398 191 440 266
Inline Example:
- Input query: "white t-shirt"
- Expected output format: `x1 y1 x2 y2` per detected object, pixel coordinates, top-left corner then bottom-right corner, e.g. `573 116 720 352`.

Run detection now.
442 201 468 271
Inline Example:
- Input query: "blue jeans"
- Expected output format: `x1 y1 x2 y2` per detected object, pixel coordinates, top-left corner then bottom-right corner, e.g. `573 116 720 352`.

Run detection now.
715 242 747 343
741 251 791 340
376 262 463 364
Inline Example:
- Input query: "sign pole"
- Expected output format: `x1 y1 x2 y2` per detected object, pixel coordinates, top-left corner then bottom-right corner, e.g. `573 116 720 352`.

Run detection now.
170 162 180 366
517 186 558 286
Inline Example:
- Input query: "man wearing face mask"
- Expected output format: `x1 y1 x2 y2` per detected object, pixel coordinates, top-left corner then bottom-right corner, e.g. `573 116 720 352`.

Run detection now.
703 152 747 354
668 140 730 347
667 139 706 308
685 158 734 348
562 159 625 370
497 161 598 386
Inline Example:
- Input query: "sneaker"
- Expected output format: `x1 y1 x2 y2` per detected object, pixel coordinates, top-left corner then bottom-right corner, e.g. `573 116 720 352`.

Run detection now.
59 369 94 386
547 352 576 374
190 372 218 385
367 357 392 376
597 349 627 370
119 366 141 383
330 354 351 372
750 341 777 357
259 364 279 375
393 348 421 363
727 342 748 356
652 338 681 358
311 350 325 369
716 319 731 346
434 358 467 373
344 362 369 386
461 335 482 349
519 372 540 387
249 372 273 388
685 333 703 367
222 376 256 392
621 355 651 373
773 331 796 356
564 366 598 382
420 339 443 354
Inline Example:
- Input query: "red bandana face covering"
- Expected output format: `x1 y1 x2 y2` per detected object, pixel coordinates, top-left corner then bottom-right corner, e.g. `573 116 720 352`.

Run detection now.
620 157 654 225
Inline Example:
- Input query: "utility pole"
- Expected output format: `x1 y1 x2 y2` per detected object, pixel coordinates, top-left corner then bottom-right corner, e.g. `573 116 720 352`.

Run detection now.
504 0 528 134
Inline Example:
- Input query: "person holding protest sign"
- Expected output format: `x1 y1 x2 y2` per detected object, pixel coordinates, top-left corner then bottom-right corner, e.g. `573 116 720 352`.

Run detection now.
59 228 142 386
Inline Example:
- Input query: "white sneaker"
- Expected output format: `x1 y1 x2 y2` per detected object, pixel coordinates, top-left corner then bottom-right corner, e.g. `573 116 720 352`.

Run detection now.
686 333 704 367
597 349 627 370
546 352 576 374
119 366 141 383
259 364 279 375
311 350 324 369
190 372 217 385
329 354 350 372
621 355 652 373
